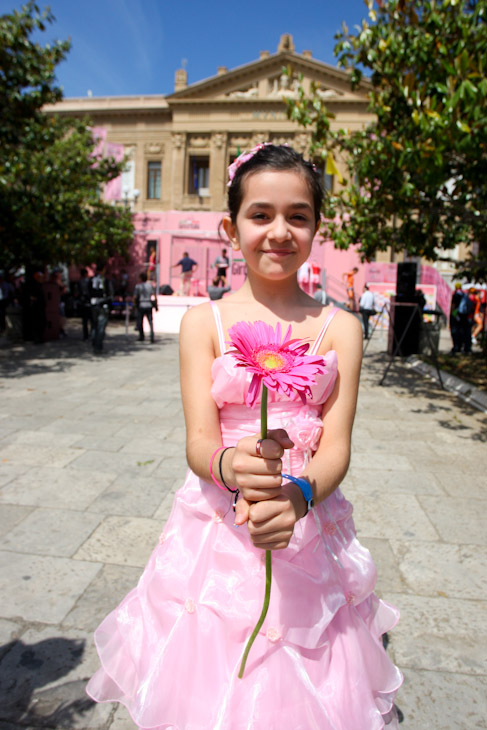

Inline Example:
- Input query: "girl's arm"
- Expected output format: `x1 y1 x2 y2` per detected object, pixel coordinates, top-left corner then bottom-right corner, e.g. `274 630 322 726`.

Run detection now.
299 309 363 504
179 304 224 479
235 311 363 549
180 305 291 492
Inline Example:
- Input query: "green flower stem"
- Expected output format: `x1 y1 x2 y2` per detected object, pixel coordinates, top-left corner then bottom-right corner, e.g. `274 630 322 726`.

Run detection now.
238 385 272 679
260 385 268 441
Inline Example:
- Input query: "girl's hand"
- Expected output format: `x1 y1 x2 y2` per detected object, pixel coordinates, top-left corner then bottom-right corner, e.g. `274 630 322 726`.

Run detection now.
234 483 307 550
228 429 294 503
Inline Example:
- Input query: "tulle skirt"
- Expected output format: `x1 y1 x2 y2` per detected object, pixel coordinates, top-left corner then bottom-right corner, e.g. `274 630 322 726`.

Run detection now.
86 471 402 730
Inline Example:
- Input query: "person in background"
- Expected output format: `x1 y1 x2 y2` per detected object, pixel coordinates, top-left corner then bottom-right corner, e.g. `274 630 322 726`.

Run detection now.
313 283 327 305
471 290 483 345
134 271 157 343
359 284 376 339
0 271 14 334
171 251 198 296
449 282 464 354
78 269 92 341
90 266 111 354
148 246 157 283
343 267 359 311
213 248 230 287
22 269 46 343
119 269 129 300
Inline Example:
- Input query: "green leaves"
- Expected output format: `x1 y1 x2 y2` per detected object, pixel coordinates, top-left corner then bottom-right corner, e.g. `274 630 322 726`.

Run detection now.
0 3 133 271
286 0 487 280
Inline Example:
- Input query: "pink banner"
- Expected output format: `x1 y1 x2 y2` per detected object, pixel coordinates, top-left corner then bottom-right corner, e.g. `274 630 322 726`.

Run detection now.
91 127 124 202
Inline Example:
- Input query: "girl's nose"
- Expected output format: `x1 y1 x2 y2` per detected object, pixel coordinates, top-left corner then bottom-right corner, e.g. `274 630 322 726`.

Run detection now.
268 217 291 242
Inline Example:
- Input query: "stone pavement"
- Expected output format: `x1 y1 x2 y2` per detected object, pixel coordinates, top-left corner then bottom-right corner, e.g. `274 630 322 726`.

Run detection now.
0 320 485 729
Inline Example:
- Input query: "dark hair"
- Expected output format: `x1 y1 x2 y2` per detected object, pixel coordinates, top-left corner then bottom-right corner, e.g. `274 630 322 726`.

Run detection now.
139 272 148 282
227 144 323 224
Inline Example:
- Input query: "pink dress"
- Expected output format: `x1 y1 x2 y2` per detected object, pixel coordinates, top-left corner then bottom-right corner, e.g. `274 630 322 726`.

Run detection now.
86 306 403 729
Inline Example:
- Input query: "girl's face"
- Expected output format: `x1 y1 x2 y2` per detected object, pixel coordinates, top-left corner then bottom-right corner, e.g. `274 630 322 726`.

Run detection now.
223 170 318 282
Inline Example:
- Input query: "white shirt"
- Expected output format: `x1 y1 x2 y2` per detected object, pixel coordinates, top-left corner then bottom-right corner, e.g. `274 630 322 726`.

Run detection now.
359 290 375 310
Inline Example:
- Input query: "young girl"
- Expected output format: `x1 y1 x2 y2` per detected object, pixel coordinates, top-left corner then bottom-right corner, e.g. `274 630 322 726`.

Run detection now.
87 144 402 729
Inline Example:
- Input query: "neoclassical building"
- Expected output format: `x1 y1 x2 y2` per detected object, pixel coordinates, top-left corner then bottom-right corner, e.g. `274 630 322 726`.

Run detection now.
49 34 373 214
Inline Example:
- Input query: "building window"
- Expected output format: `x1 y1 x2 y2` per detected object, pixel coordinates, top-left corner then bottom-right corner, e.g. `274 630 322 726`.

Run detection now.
147 161 161 199
188 156 209 195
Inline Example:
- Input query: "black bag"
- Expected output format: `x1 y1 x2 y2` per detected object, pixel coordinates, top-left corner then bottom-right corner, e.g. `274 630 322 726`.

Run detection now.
159 284 174 296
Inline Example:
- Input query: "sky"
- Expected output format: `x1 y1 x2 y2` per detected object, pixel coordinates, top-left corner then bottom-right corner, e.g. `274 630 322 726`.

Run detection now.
1 0 372 98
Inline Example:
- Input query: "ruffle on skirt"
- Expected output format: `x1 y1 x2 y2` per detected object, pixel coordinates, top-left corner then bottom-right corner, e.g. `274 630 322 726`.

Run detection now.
86 474 402 730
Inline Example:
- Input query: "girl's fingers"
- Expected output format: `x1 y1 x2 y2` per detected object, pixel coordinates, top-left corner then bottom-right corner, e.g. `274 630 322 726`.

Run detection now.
239 485 282 503
234 497 250 526
266 428 294 451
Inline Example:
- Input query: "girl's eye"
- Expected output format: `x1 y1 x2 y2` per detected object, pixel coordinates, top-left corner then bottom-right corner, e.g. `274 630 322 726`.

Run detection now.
252 213 268 220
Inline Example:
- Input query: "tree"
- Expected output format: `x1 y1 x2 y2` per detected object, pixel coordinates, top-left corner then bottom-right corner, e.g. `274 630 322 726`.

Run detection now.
0 2 133 271
287 0 487 280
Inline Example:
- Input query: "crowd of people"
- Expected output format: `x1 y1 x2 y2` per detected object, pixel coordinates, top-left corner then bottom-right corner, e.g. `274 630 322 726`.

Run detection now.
2 258 485 356
449 283 486 355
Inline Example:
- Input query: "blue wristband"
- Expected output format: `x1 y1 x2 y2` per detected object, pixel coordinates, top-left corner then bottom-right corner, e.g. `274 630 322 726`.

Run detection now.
281 474 314 516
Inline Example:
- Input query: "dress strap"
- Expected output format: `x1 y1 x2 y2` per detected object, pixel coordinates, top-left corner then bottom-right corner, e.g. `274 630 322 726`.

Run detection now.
211 302 226 356
310 307 339 355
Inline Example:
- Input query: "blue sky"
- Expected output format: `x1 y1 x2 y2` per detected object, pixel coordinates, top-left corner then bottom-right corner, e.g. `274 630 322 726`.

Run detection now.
1 0 371 98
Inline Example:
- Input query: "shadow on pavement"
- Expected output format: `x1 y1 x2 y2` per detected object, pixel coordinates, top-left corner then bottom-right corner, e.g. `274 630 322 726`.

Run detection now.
363 349 487 442
0 636 95 727
0 320 177 379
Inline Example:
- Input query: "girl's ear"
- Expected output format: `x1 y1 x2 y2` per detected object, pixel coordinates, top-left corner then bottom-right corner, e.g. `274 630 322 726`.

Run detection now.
222 216 240 251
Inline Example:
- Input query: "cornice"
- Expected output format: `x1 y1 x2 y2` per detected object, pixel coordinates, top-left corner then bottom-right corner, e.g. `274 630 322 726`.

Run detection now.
44 95 170 116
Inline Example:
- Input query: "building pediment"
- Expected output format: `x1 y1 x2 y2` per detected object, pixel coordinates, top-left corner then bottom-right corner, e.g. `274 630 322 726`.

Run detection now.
167 44 370 106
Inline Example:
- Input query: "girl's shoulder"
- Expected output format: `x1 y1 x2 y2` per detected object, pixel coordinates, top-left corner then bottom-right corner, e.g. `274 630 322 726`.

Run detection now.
180 301 215 342
316 306 362 356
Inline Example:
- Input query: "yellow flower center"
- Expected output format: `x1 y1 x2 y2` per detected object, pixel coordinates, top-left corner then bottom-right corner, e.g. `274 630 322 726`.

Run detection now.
255 350 287 372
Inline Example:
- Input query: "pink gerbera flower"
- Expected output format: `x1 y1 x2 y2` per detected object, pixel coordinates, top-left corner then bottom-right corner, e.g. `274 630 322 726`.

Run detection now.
227 320 327 408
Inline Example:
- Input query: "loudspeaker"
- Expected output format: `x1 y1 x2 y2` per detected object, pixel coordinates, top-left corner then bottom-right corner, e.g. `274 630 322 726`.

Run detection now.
396 262 417 300
387 296 422 356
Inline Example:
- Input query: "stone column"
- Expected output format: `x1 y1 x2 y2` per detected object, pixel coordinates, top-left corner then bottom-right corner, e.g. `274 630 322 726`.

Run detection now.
210 132 227 211
170 132 186 209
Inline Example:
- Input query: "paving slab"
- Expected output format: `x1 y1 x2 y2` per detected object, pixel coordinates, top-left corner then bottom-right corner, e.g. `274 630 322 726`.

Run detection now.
0 504 34 539
347 488 440 542
0 321 485 729
0 551 101 624
390 540 487 599
0 466 116 510
73 515 162 568
0 507 102 557
395 668 487 730
388 593 486 675
62 564 143 632
86 475 175 518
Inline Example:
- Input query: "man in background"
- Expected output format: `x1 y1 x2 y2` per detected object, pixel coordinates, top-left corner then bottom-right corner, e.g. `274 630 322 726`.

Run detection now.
134 272 157 343
359 284 376 339
213 248 229 288
171 252 198 296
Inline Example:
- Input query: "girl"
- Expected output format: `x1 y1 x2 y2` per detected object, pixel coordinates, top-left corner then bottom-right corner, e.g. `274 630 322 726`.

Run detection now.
87 144 402 729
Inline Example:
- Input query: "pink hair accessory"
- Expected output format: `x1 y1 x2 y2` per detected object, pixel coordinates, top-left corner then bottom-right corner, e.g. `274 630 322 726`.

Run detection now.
209 447 226 491
227 143 271 186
